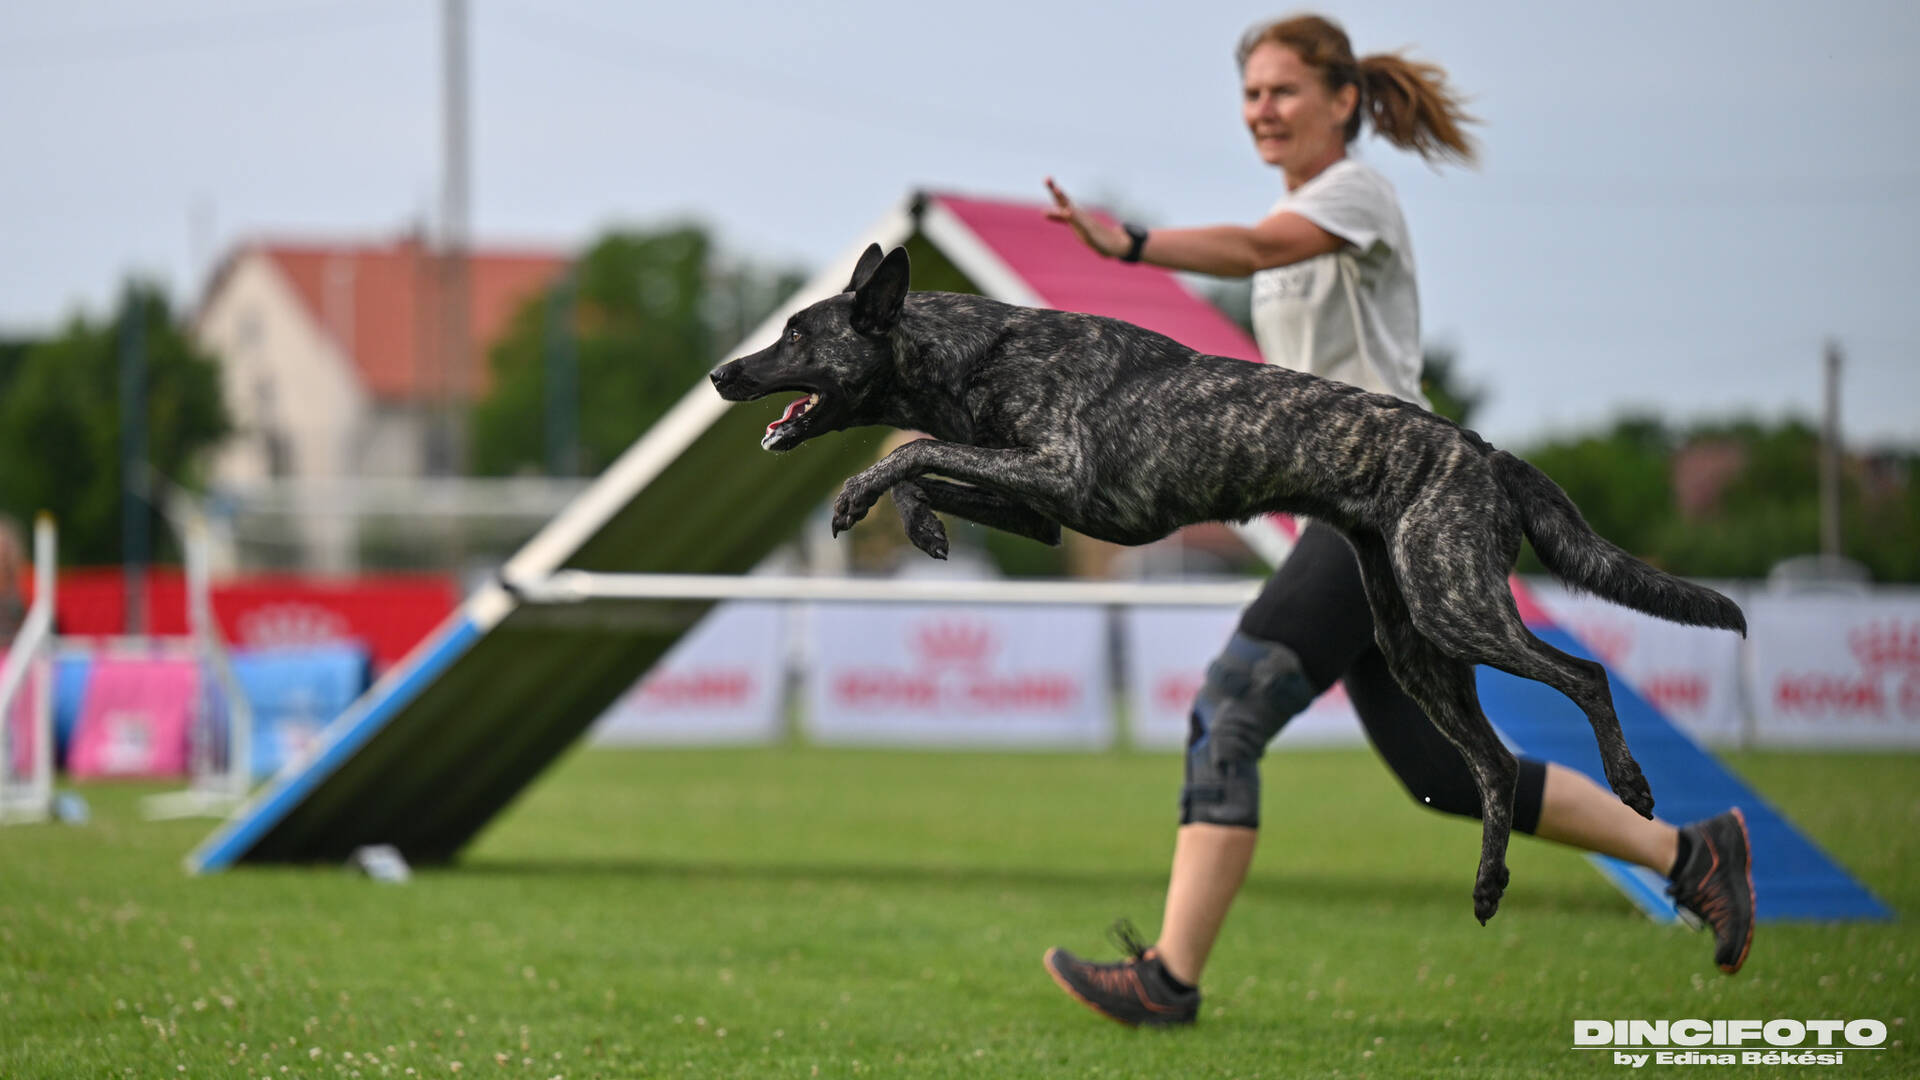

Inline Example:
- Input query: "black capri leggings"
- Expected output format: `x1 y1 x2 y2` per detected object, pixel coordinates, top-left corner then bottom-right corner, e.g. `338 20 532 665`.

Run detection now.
1237 521 1548 834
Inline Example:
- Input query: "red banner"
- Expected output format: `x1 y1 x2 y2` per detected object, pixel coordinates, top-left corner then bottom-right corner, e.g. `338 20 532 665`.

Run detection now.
40 569 458 671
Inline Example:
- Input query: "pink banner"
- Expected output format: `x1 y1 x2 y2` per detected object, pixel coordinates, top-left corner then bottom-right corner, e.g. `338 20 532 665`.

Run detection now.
67 657 200 777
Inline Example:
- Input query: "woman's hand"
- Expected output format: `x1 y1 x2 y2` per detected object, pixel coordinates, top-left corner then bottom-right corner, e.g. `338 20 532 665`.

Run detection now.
1044 177 1128 258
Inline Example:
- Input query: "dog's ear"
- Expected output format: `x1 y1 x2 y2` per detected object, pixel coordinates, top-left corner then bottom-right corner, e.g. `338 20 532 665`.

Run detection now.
849 247 909 335
843 243 886 293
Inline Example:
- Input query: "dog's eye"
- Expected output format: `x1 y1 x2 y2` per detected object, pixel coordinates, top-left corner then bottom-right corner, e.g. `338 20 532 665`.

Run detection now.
786 327 801 344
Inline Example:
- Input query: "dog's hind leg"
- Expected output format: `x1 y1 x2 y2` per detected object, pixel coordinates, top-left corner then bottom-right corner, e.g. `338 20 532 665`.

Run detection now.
1349 530 1518 924
1387 508 1654 820
1478 626 1651 819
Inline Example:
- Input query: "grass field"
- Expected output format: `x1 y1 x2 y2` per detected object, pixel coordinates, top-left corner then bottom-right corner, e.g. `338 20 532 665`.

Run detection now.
2 746 1915 1078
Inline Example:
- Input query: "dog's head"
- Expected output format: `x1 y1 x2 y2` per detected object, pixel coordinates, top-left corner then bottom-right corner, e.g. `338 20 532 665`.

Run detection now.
709 243 909 452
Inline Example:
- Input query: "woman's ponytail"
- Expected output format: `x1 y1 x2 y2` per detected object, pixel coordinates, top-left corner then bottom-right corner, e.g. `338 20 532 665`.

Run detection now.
1358 52 1477 166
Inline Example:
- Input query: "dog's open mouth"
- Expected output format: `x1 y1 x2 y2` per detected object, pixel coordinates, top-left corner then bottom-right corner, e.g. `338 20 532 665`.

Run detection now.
761 392 822 451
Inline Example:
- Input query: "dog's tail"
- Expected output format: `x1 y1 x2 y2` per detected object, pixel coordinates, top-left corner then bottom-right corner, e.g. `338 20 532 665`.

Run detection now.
1490 450 1747 635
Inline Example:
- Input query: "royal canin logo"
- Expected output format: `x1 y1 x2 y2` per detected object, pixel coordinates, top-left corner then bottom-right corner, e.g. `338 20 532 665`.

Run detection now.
1153 673 1205 714
639 670 753 707
236 604 352 647
1775 620 1920 720
1570 620 1633 668
1641 674 1708 712
912 620 998 668
1151 673 1349 716
830 618 1079 711
1848 622 1920 673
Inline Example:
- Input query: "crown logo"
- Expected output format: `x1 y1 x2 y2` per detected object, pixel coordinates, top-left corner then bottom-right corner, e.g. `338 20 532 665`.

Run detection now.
1572 621 1632 667
912 620 998 667
238 603 352 647
1849 622 1920 672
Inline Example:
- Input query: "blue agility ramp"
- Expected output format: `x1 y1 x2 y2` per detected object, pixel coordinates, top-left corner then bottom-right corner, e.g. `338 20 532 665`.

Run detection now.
1477 627 1893 923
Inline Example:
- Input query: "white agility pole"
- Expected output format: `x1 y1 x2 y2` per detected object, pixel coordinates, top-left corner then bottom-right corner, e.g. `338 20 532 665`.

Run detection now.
0 514 57 824
143 515 256 820
509 570 1268 609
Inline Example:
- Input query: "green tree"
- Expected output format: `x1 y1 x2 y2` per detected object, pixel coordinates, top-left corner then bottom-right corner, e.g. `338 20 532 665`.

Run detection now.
1420 344 1485 428
0 284 230 565
1520 415 1677 566
471 225 804 477
0 336 32 393
1519 415 1920 582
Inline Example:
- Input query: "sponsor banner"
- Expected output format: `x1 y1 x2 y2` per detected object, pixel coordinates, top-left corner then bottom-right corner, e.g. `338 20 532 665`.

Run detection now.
1748 594 1920 748
47 569 458 671
231 644 372 776
803 603 1112 749
1526 581 1747 746
1123 606 1363 750
590 602 785 746
67 657 199 778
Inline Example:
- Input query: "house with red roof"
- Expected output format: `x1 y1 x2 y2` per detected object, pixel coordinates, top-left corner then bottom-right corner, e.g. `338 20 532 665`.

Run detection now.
195 234 565 568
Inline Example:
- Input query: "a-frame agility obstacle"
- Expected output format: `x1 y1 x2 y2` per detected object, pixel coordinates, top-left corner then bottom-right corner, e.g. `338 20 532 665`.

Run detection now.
188 191 1889 923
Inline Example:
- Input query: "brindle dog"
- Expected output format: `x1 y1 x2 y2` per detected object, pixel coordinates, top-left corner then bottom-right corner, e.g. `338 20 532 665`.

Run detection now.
710 244 1745 924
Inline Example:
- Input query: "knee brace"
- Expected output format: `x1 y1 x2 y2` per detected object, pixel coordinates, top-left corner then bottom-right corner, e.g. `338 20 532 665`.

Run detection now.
1179 633 1316 828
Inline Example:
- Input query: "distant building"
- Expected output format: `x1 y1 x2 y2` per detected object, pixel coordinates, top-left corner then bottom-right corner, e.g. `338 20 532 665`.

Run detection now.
1672 439 1747 520
195 234 566 569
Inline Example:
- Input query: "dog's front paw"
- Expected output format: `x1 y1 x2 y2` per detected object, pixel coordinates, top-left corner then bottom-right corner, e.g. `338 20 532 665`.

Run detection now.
831 481 880 537
905 517 948 560
891 484 949 560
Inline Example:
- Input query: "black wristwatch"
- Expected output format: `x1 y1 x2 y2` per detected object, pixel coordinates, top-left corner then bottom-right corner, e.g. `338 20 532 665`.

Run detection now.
1120 223 1149 263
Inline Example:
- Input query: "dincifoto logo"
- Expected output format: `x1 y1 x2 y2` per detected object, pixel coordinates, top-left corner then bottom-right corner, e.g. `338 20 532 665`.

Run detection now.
1575 1017 1888 1068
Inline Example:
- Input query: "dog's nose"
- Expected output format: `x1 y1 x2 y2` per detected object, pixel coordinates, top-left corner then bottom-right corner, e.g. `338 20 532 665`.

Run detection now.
709 363 733 389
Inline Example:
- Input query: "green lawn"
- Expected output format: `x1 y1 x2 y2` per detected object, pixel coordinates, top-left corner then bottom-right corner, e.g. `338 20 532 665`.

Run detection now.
2 747 1914 1078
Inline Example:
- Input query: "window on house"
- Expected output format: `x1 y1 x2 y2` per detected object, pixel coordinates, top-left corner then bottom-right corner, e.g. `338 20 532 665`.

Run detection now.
265 430 292 479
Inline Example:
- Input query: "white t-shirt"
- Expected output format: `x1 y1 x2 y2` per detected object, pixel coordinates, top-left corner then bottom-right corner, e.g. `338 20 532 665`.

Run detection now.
1248 158 1428 407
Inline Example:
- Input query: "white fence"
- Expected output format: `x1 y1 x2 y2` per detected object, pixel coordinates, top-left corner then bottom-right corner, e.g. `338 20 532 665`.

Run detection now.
587 580 1920 751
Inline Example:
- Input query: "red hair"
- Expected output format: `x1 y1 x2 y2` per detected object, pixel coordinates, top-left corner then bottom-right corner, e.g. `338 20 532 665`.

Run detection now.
1237 14 1478 167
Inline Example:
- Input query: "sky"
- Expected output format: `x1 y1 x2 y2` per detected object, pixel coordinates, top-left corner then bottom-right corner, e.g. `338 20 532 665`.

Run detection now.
3 0 1917 449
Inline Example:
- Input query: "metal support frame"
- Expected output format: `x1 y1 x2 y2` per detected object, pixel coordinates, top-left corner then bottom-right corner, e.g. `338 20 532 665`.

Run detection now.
1 515 57 823
143 515 256 820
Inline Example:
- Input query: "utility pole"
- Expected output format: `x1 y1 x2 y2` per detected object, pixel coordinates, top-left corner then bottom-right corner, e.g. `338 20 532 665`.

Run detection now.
544 268 580 477
440 0 471 477
119 292 149 634
1819 340 1844 558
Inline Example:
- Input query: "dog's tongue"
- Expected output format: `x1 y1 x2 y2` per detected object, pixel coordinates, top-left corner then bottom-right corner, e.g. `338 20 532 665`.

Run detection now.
766 394 810 433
